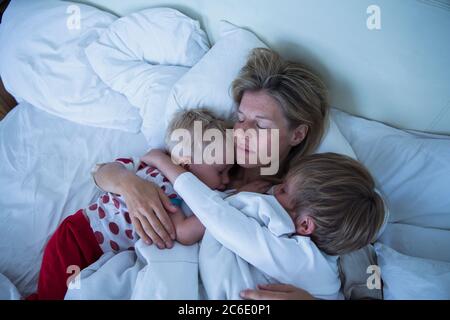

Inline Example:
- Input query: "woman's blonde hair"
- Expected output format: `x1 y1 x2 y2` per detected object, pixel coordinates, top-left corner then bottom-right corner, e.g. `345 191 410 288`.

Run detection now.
231 48 329 173
287 153 386 256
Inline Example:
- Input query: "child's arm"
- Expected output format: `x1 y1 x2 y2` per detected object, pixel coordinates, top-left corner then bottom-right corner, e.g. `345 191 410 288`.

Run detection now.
170 209 205 245
172 172 316 284
140 149 187 183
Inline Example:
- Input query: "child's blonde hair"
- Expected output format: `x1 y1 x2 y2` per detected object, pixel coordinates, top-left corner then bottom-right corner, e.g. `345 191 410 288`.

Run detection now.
287 153 385 256
165 108 232 160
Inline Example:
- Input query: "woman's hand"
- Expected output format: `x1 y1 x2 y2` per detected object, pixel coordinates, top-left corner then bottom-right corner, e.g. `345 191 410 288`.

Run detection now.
120 173 178 249
240 284 316 300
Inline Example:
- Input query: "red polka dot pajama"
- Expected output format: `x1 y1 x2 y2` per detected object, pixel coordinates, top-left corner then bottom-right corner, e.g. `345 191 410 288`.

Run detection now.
27 157 182 300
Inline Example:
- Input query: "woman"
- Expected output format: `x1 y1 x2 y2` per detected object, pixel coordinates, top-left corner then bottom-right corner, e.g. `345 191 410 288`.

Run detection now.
93 48 328 299
94 47 328 248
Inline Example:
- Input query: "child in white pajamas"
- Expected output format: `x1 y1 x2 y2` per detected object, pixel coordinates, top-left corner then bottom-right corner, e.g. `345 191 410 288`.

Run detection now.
143 150 387 299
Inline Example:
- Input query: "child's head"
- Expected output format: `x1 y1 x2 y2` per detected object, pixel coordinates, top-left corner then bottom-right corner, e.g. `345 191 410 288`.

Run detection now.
165 108 234 191
274 152 385 256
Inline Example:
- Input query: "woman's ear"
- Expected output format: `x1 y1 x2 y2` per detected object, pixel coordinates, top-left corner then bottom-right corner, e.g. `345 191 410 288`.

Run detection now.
295 214 315 236
290 124 308 146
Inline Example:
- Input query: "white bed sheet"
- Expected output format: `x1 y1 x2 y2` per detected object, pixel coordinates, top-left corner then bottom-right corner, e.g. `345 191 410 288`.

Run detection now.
0 102 148 296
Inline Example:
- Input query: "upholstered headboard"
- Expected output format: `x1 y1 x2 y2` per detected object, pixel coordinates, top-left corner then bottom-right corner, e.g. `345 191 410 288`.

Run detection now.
76 0 450 135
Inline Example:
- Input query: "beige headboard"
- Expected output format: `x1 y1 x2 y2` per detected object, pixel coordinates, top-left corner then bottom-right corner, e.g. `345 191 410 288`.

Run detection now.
76 0 450 135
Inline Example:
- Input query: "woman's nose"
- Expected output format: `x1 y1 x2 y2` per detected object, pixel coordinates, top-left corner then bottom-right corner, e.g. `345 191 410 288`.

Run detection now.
235 120 252 132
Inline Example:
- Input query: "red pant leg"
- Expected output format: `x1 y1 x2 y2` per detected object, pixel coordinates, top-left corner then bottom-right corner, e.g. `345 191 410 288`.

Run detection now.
28 209 103 300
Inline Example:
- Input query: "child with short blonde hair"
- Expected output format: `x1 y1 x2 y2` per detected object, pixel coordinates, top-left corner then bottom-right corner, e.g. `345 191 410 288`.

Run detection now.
273 152 386 255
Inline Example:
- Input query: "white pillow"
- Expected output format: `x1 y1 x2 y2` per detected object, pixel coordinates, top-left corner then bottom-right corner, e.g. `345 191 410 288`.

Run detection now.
138 66 189 148
85 8 209 146
378 223 450 263
165 21 356 159
85 7 209 71
314 112 357 159
0 0 142 132
165 21 267 124
375 243 450 299
332 108 450 229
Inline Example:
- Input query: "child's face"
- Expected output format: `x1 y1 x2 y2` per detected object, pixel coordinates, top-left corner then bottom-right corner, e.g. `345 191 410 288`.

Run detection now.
187 163 233 191
273 177 298 220
273 175 316 236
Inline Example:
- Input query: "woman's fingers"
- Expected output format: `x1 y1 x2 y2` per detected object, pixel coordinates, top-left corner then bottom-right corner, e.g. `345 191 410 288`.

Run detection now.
138 214 166 249
148 195 175 248
159 188 179 214
120 179 174 248
157 188 177 239
131 216 152 245
240 289 284 300
142 205 173 249
257 283 296 292
252 284 316 300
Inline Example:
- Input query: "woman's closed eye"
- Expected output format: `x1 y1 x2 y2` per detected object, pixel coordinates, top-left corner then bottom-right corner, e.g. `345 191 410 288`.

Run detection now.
256 122 269 129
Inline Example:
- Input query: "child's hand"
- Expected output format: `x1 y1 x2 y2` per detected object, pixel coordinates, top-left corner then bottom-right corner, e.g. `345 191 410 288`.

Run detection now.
168 207 205 246
237 180 273 194
140 149 168 167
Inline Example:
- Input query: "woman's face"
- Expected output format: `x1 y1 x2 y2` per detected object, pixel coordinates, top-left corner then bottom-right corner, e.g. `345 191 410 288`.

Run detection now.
233 90 305 172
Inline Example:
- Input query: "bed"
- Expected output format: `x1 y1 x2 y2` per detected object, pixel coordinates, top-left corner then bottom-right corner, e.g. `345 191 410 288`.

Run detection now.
0 0 449 300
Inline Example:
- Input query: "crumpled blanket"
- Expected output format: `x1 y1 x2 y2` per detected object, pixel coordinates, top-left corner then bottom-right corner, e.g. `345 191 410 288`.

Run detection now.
65 240 200 300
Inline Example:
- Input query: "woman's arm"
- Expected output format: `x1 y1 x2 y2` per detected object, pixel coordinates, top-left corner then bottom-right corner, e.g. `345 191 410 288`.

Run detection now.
93 162 177 249
93 162 137 195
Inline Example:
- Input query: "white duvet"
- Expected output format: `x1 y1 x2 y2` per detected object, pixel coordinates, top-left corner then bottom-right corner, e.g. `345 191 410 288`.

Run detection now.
65 240 200 300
